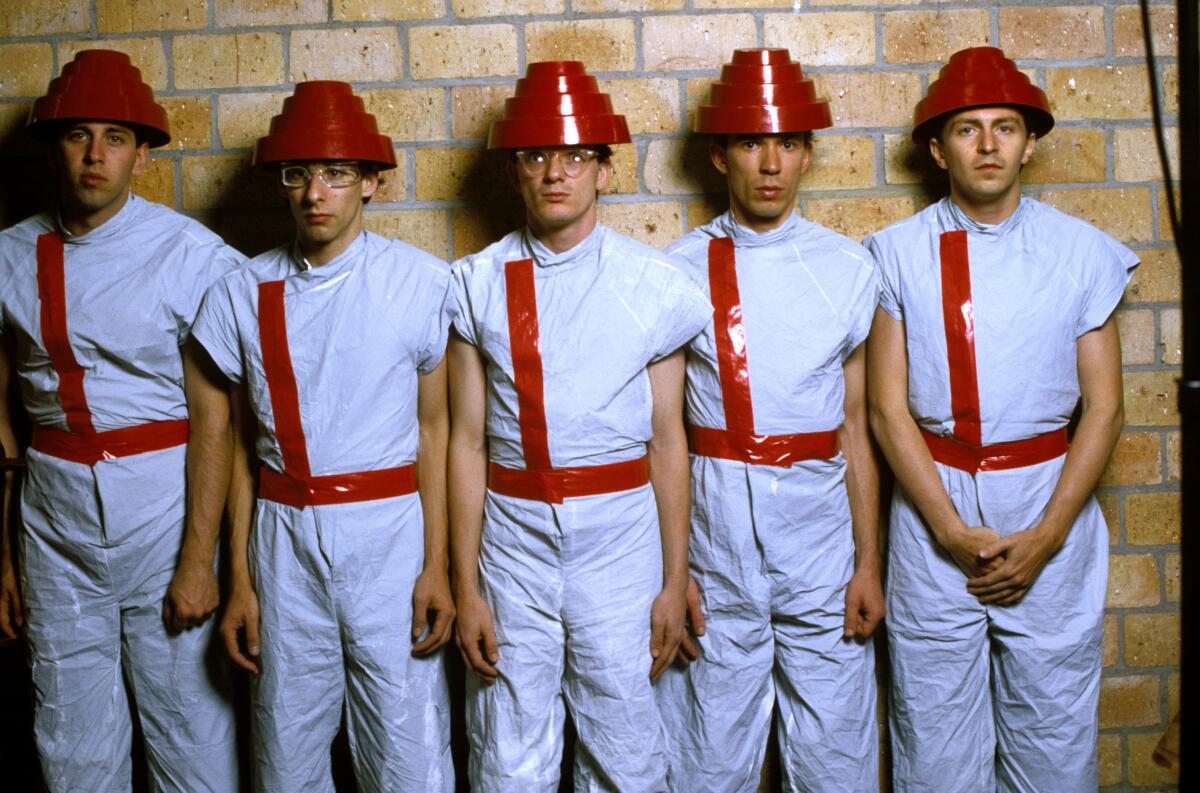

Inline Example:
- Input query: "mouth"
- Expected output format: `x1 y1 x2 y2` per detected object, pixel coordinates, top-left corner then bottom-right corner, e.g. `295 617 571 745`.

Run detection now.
755 186 782 198
306 214 333 223
977 163 1002 171
79 173 105 186
542 192 570 202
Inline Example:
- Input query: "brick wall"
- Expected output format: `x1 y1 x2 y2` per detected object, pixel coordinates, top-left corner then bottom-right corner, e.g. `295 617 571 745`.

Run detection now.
0 2 1182 791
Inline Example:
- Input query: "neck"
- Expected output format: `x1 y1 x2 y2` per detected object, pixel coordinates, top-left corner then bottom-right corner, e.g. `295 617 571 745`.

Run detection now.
728 200 794 233
60 190 129 236
527 209 597 254
298 219 363 266
949 185 1022 225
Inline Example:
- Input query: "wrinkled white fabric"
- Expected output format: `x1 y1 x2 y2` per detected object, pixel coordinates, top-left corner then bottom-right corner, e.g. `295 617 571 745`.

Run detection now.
192 231 455 793
657 211 880 792
451 225 710 792
865 197 1139 793
0 194 242 793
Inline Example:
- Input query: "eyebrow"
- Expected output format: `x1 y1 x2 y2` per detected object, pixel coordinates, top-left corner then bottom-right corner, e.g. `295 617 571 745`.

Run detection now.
953 115 1023 126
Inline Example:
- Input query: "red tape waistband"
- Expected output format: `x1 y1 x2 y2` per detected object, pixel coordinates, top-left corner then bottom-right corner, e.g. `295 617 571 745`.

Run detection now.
31 419 190 466
687 425 839 468
921 427 1068 473
258 464 418 508
487 457 649 504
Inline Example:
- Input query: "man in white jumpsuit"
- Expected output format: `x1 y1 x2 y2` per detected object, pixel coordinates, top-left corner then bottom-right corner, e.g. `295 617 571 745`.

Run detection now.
191 81 455 792
0 50 241 792
448 60 711 792
657 49 883 792
865 47 1137 792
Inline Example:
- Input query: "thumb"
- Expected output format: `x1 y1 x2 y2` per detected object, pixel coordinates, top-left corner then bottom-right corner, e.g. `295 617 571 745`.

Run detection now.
412 602 428 640
978 537 1011 561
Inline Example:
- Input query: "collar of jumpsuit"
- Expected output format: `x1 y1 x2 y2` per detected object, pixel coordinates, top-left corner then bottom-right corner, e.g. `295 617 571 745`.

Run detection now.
941 193 1028 238
712 206 801 248
54 189 139 244
289 228 367 279
521 221 603 270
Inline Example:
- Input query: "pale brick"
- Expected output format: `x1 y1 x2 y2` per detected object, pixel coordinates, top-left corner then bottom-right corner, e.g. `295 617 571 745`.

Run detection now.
1127 732 1177 785
1165 552 1180 603
0 0 88 36
363 88 444 143
644 137 724 196
597 201 683 249
1114 127 1178 183
0 44 53 98
1096 734 1122 787
1022 128 1106 185
574 0 682 10
601 79 678 136
363 209 449 259
1113 4 1178 58
182 154 276 210
217 92 290 149
1117 309 1155 366
97 0 207 32
603 146 638 196
1101 613 1118 667
806 197 916 242
60 39 169 92
1124 612 1179 667
1100 432 1161 486
763 12 875 67
812 0 918 5
684 77 716 133
1106 553 1160 608
1167 430 1179 481
1123 371 1180 426
813 73 924 129
527 19 636 73
1162 64 1178 115
884 134 942 185
452 204 524 258
1045 66 1151 121
1160 308 1180 365
415 147 508 202
643 14 757 72
802 136 874 191
1096 490 1119 544
410 25 518 80
1167 672 1179 713
882 10 991 64
131 156 175 206
1039 187 1154 244
999 6 1105 60
1125 247 1180 303
335 0 444 21
216 0 324 26
696 0 793 7
291 28 402 84
160 97 211 152
1099 675 1160 728
1126 491 1179 546
453 0 561 15
174 33 283 90
451 85 511 141
372 150 407 203
686 197 725 231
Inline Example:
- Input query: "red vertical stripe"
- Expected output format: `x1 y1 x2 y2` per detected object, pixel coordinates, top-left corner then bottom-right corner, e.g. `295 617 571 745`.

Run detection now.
35 232 95 435
503 259 552 471
939 230 982 447
707 238 755 434
257 280 312 479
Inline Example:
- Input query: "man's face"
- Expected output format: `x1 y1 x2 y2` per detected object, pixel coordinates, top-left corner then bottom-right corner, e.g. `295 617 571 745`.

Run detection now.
53 121 147 221
710 134 812 233
509 146 612 238
281 161 377 258
930 107 1036 211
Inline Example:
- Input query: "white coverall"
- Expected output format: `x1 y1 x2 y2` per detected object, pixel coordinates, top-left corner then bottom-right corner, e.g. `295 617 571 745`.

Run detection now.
864 197 1139 793
451 225 710 793
0 194 242 793
191 231 455 793
656 211 881 792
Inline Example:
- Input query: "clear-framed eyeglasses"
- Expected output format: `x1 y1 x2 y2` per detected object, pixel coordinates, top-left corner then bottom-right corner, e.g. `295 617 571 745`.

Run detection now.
279 162 363 189
513 149 599 178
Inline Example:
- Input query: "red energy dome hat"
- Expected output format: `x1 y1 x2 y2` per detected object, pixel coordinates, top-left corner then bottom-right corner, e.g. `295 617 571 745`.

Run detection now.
28 49 170 148
912 46 1054 145
254 81 397 170
488 61 631 149
695 49 831 134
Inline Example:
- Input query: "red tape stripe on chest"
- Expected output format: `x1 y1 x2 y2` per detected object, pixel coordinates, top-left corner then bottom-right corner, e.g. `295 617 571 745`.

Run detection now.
504 259 553 470
707 238 755 434
36 232 95 435
257 280 313 479
938 230 983 447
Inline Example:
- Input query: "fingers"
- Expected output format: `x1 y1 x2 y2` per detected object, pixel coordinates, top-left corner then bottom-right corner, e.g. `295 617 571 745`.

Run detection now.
410 594 429 644
685 578 706 637
978 536 1014 561
843 598 858 638
220 616 259 674
412 602 455 657
461 632 499 682
676 632 699 665
244 610 261 660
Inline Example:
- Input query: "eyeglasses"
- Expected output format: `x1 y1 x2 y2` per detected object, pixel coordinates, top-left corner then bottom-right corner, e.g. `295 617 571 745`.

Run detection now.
279 162 363 188
513 149 599 178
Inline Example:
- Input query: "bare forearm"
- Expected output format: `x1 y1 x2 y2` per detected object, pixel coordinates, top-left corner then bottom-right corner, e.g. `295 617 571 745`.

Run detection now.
226 387 257 588
183 414 231 568
1037 395 1122 543
448 437 487 595
648 436 690 590
841 421 881 572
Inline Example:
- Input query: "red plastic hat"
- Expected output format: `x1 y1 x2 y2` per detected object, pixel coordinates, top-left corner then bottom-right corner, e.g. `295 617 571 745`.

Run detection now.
695 49 831 134
254 81 396 170
28 49 170 148
488 61 631 149
913 46 1054 144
